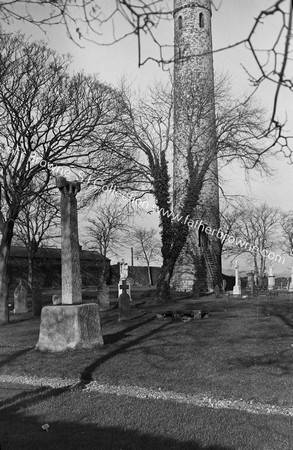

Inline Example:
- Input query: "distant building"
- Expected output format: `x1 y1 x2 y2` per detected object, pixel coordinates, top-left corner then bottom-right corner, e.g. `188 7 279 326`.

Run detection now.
8 246 110 289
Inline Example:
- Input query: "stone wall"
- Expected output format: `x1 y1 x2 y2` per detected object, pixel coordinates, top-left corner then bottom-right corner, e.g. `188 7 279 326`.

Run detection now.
7 247 110 290
110 264 161 286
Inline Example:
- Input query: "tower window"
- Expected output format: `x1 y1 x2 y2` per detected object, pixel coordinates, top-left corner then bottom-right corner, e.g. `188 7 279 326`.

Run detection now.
199 12 204 28
178 15 182 29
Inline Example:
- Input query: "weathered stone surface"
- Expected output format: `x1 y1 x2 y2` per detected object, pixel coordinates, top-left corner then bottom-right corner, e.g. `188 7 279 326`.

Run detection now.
118 292 131 321
171 0 221 292
13 280 28 313
59 179 82 305
36 303 103 352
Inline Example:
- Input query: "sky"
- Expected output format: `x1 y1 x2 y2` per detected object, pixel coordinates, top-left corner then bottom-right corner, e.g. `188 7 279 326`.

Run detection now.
3 0 293 273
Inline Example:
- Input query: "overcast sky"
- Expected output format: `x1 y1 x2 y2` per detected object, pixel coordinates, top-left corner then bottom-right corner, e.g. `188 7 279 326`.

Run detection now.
4 0 293 272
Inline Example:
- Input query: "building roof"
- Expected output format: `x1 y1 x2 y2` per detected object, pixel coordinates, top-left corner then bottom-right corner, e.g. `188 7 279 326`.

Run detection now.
9 246 110 262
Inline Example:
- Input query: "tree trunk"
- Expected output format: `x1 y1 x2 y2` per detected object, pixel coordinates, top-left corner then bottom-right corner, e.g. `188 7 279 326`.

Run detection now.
28 256 33 291
0 252 9 325
0 221 14 325
147 264 153 286
155 259 175 304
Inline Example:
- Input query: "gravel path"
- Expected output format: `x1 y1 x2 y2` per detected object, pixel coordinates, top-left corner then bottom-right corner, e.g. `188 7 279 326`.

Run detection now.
0 374 292 418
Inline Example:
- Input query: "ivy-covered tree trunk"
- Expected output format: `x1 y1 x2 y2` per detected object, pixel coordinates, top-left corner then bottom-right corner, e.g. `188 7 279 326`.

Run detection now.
156 258 176 303
0 220 15 324
28 255 34 291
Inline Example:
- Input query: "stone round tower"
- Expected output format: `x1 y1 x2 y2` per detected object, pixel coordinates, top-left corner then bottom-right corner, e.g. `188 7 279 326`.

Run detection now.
172 0 222 293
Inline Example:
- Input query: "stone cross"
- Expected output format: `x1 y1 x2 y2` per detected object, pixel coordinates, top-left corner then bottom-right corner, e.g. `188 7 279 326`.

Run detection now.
233 260 241 295
56 176 82 305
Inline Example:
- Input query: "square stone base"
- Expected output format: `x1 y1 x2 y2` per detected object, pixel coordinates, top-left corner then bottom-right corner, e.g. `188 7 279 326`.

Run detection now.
36 303 103 352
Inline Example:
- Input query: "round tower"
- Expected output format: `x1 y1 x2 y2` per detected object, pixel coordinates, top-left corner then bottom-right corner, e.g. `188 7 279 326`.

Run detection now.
172 0 222 293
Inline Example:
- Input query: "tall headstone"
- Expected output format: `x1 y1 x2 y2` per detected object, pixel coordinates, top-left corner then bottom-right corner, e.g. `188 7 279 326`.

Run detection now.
97 282 110 310
118 259 131 299
247 272 255 295
37 177 103 351
233 261 241 296
267 264 275 291
13 280 28 313
289 267 293 292
118 279 131 321
32 286 42 318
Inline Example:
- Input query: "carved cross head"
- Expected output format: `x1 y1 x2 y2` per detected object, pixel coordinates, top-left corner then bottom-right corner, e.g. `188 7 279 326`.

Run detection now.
56 176 81 197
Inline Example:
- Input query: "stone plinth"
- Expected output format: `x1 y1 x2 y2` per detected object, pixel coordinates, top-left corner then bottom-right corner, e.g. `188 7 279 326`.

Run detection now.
233 285 241 295
36 304 103 352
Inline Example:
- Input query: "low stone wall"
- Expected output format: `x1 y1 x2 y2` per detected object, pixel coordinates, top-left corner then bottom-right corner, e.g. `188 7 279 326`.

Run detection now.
110 264 161 286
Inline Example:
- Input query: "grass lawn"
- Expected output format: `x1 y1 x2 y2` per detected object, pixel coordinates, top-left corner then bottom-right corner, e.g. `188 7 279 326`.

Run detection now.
1 293 293 449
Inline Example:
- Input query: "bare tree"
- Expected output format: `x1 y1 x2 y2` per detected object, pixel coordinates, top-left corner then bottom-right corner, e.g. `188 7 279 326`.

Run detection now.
0 1 171 51
84 197 130 281
106 76 272 303
12 188 60 290
84 199 129 259
221 202 282 280
280 211 293 257
128 226 161 285
0 33 122 324
2 0 292 138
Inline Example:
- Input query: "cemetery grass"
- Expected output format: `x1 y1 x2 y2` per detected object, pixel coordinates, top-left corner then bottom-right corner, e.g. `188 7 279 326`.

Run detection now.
1 294 293 408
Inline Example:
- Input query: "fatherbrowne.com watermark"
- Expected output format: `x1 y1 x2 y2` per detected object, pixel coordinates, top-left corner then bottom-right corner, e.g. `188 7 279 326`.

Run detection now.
102 184 285 265
28 158 285 266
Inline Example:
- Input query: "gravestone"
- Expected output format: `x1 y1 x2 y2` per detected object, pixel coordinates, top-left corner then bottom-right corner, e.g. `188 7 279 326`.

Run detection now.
289 267 293 292
118 259 131 299
13 280 28 313
268 264 275 291
222 279 226 293
233 261 241 295
118 279 131 321
52 294 61 306
97 282 110 310
36 177 103 351
247 272 255 295
32 287 42 318
214 284 220 299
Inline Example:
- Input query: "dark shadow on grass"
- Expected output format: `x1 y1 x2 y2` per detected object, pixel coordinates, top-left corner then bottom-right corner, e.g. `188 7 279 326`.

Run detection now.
233 348 293 376
103 316 155 345
79 319 171 385
0 385 71 413
0 347 34 369
267 310 293 330
0 408 232 450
